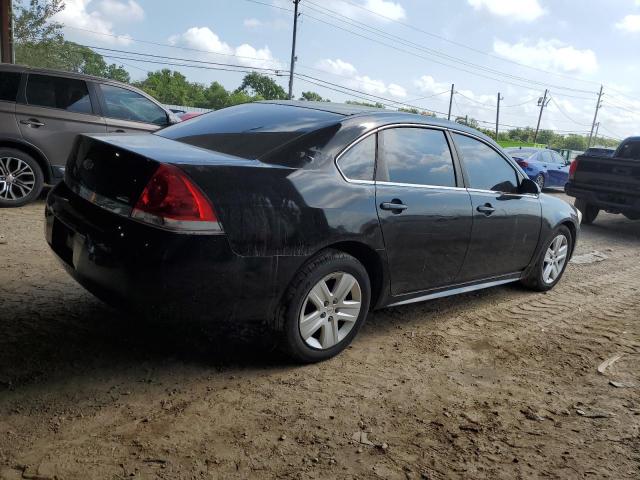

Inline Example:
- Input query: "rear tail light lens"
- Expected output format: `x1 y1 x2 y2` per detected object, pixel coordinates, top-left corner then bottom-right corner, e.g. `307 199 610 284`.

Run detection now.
131 164 222 234
516 160 529 168
568 159 579 181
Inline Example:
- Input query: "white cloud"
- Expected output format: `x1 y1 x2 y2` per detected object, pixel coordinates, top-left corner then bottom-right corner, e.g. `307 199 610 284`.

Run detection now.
243 18 263 28
315 58 407 98
467 0 545 22
273 0 405 21
493 39 598 75
54 0 144 45
616 14 640 32
362 0 406 20
168 27 281 70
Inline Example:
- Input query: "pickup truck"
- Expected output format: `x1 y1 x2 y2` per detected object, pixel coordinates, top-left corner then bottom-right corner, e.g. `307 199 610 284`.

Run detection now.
565 136 640 224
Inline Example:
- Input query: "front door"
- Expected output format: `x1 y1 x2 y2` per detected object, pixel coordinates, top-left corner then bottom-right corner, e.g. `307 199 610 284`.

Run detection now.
548 151 570 187
451 132 541 281
375 127 473 295
16 74 106 169
97 83 168 133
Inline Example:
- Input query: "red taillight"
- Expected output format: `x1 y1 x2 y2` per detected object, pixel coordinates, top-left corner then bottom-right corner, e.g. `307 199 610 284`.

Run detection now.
568 159 579 181
131 164 222 233
517 160 529 168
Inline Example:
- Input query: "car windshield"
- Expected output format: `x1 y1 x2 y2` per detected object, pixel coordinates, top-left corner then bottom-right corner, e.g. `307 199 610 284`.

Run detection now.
505 148 538 159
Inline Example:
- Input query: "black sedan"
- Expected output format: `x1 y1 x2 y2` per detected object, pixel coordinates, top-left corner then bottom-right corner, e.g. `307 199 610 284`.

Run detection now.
45 101 580 362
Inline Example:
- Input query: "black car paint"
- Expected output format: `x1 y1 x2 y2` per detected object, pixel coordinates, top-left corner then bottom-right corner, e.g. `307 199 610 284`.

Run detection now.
46 102 580 327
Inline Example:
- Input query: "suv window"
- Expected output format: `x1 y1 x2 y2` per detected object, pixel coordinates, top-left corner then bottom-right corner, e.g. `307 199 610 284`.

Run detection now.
338 134 375 181
379 128 456 187
26 74 93 114
100 84 167 125
0 71 21 102
453 133 519 193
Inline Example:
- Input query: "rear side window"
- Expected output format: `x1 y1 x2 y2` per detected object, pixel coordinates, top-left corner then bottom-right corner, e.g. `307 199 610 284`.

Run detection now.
378 128 456 187
453 133 519 193
26 74 93 114
0 72 21 102
100 84 168 125
338 135 375 181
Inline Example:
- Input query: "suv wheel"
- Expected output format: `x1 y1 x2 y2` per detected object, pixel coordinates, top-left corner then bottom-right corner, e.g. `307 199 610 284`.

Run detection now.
0 149 44 207
521 225 573 291
574 198 599 224
277 249 371 363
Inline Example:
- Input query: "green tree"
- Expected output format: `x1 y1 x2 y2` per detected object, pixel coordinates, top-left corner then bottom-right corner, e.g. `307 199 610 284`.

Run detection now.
300 91 330 102
134 69 205 106
455 116 479 129
236 72 287 100
345 100 385 109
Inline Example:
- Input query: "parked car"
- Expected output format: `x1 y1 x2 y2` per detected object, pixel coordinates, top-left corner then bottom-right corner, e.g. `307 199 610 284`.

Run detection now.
504 147 571 190
566 136 640 224
583 146 616 158
45 101 580 362
0 64 180 207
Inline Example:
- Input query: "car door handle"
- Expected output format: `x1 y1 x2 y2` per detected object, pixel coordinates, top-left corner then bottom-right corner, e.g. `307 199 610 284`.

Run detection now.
476 203 495 215
380 200 408 212
110 129 126 133
20 119 45 128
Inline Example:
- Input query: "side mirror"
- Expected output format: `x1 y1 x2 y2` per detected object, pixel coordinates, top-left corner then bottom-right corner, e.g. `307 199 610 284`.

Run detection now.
519 178 540 195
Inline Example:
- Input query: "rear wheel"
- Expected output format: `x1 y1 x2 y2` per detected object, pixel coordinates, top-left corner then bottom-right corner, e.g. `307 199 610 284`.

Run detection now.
276 249 371 363
534 173 545 190
574 198 599 224
0 149 44 207
521 225 573 291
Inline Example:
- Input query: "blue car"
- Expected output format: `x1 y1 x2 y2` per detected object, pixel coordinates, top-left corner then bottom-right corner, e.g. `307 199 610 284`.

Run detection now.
504 147 571 190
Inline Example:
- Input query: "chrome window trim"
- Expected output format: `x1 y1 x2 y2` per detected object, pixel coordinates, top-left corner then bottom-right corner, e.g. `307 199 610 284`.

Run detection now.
376 180 467 192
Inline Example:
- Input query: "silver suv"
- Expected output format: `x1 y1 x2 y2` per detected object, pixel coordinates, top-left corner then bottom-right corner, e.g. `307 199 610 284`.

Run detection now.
0 64 179 207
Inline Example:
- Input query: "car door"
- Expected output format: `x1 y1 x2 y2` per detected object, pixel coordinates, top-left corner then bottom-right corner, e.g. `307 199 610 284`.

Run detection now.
549 151 569 187
97 83 169 133
451 132 541 281
375 127 473 295
15 73 106 169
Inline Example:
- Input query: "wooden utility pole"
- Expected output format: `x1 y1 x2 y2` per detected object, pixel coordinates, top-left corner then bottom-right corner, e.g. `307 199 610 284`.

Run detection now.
447 83 454 121
288 0 301 100
588 85 604 148
495 92 503 140
534 89 549 144
0 0 13 63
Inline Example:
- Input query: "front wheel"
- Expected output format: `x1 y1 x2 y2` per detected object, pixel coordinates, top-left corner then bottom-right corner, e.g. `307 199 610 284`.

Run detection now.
521 225 573 291
574 198 599 224
277 249 371 363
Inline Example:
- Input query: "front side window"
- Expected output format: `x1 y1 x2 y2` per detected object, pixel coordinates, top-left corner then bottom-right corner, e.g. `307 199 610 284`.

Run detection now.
0 71 21 102
101 84 167 125
26 74 92 114
338 134 375 181
453 133 519 193
379 128 456 187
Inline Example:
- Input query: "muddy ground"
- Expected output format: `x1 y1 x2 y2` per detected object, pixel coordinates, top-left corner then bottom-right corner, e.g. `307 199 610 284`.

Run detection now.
0 192 638 479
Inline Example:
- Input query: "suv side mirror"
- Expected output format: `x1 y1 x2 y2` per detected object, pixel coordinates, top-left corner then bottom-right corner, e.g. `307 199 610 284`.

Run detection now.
519 178 540 195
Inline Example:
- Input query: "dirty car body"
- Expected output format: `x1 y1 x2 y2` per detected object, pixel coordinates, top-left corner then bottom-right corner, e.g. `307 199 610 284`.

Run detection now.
46 101 580 361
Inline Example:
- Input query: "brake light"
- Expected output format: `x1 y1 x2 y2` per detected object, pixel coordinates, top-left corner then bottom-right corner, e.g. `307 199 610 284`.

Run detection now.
131 164 222 233
568 159 579 181
517 160 529 168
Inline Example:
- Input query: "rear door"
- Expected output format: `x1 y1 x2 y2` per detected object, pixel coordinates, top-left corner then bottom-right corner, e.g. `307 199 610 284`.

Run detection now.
451 132 541 281
375 126 473 295
15 73 106 169
97 83 169 133
549 151 569 187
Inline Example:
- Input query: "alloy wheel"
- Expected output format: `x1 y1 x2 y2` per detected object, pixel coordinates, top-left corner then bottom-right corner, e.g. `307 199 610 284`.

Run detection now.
535 174 545 190
0 157 36 201
542 234 568 284
299 272 362 350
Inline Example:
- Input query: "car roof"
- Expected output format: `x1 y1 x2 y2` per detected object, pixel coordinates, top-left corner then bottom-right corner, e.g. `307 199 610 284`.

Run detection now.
0 63 133 89
259 100 493 141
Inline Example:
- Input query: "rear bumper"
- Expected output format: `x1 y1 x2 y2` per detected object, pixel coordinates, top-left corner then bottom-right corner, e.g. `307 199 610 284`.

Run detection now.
45 183 279 325
565 183 640 214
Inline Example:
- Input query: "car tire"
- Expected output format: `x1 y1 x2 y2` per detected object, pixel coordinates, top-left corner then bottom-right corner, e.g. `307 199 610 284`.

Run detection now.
276 249 371 363
521 225 573 292
534 173 545 190
574 198 599 224
0 149 44 208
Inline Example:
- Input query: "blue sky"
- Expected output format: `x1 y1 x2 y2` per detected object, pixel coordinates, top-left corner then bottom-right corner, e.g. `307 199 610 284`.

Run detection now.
52 0 640 139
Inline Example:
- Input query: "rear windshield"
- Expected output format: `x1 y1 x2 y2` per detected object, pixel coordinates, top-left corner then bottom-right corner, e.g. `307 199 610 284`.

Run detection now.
0 71 21 102
505 148 537 159
157 102 343 162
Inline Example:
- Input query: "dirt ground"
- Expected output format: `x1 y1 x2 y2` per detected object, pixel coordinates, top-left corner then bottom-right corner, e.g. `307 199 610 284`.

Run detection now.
0 192 638 480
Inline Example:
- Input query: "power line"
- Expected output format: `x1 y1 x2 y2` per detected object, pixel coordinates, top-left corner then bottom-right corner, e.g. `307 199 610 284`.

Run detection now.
548 97 591 127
